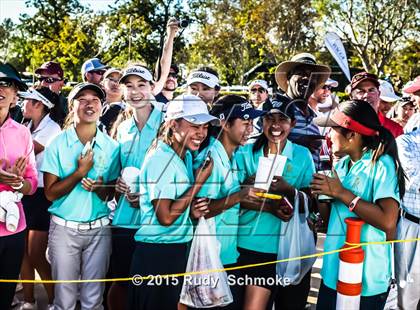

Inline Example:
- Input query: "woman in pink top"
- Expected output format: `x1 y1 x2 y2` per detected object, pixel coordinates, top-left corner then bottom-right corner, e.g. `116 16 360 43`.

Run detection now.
0 63 37 309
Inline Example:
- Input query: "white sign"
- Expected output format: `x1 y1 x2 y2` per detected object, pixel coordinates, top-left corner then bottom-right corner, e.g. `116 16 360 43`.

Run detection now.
325 32 351 82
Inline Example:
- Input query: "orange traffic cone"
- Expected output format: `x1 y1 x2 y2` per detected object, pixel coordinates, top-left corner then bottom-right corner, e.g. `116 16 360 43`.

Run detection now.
336 217 365 310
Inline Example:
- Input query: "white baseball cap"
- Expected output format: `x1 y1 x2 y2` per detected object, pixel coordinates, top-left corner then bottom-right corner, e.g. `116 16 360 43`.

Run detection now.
104 67 122 79
248 79 268 90
379 80 401 102
165 94 219 125
120 65 153 84
187 71 219 88
325 78 338 88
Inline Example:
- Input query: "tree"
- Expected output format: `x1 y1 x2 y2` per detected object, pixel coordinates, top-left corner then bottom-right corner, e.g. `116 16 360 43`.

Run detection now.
99 0 204 70
315 0 419 75
4 0 105 81
186 0 318 85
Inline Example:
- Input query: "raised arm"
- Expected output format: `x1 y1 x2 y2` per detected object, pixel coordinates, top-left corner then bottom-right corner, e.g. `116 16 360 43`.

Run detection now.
152 18 179 95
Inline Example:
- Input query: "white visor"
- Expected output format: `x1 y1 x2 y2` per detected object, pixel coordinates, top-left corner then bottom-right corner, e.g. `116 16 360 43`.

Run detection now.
120 66 153 84
187 71 219 88
18 89 54 109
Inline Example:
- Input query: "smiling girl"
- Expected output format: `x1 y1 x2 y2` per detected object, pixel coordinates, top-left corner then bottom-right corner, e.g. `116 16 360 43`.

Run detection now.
41 83 120 309
128 94 218 310
108 65 164 310
194 95 266 309
235 100 316 310
311 100 405 309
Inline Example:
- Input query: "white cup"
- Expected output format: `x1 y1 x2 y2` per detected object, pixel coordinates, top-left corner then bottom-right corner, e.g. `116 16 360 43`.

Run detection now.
254 157 275 191
121 166 141 193
267 154 287 177
318 170 334 202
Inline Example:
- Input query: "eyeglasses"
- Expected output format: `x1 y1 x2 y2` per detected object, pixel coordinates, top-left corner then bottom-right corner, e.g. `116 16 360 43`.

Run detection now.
0 80 14 88
90 70 105 76
105 77 120 84
39 77 63 83
322 85 332 91
250 88 266 94
168 72 178 79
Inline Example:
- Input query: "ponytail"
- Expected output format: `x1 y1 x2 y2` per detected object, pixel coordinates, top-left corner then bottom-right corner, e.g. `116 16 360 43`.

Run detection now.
338 100 406 199
365 126 406 198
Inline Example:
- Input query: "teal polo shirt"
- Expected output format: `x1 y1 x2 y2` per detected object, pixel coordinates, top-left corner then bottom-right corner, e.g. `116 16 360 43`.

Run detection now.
134 141 194 244
41 127 120 222
321 151 400 296
112 107 163 228
194 138 241 265
234 140 315 254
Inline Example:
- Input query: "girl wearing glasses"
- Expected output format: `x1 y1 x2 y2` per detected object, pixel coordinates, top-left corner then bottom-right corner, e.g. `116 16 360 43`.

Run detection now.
41 83 120 309
0 64 38 309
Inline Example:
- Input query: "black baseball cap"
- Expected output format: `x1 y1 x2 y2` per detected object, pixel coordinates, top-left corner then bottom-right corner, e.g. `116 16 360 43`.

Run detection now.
0 63 28 91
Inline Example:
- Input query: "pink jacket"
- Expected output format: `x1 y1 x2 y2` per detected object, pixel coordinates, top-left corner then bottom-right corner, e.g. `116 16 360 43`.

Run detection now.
0 117 38 237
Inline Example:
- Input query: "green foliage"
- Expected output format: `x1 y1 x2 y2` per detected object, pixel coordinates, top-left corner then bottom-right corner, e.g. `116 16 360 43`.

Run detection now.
314 0 419 77
186 0 318 85
1 0 418 87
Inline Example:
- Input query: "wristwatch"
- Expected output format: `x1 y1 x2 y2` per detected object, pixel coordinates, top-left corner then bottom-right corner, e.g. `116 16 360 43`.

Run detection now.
348 196 361 212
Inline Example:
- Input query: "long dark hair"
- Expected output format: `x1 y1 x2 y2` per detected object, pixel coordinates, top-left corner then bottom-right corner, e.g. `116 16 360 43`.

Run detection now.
337 100 406 198
34 86 61 124
198 94 246 151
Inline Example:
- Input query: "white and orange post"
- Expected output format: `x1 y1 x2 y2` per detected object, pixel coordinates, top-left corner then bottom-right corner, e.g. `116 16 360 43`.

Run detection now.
336 217 365 310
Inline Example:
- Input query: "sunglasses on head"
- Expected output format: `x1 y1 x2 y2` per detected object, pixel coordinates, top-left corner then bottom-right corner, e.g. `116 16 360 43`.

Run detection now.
39 76 62 83
0 80 14 88
251 87 266 94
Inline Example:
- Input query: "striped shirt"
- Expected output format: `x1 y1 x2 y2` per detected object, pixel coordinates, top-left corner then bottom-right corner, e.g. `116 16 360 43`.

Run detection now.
273 95 322 167
396 129 420 217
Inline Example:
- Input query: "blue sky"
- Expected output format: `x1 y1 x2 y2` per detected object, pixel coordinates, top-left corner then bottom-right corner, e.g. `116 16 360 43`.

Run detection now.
0 0 115 23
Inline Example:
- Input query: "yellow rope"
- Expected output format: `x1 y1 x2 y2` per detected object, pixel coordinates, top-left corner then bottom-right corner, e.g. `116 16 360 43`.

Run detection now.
1 237 418 284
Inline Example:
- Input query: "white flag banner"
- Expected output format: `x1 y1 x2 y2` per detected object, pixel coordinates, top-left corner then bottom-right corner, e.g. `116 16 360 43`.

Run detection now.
324 32 351 82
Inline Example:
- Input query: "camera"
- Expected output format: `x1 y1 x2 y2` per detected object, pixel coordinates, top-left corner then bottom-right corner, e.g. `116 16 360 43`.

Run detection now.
178 18 189 28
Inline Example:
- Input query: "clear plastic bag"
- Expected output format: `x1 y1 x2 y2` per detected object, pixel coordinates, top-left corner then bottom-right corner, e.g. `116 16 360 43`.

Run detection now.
179 217 233 308
276 190 316 286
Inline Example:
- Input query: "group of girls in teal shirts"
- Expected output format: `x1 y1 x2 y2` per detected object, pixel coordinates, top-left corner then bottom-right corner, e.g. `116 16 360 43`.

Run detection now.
40 62 403 310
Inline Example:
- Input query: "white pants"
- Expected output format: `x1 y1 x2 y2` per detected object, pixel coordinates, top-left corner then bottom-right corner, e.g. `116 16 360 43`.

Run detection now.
395 217 420 310
48 221 112 310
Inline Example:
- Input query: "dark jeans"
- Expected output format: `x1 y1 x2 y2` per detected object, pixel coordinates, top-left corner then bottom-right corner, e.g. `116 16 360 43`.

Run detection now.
316 281 389 310
0 230 25 310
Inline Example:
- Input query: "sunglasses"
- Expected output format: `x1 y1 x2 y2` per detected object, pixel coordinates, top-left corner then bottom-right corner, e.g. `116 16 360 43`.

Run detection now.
39 77 63 83
250 88 266 94
0 80 14 88
90 70 105 76
168 72 178 79
322 85 332 90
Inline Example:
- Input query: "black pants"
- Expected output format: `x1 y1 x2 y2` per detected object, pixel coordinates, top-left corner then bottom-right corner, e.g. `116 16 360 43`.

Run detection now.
274 269 311 310
0 230 25 310
316 281 389 310
128 241 188 310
